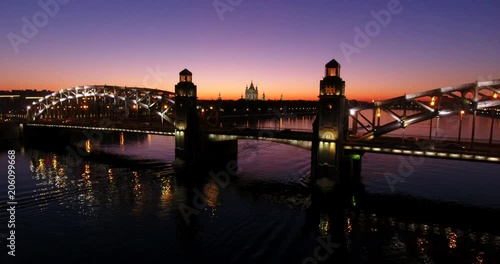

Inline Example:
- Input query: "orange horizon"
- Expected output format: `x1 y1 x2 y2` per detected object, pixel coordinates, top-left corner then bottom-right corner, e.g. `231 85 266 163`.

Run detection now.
1 71 491 103
0 84 441 103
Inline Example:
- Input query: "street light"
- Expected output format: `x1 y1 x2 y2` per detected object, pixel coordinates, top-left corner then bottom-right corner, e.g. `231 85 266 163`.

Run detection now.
458 110 464 143
376 108 381 127
429 98 435 140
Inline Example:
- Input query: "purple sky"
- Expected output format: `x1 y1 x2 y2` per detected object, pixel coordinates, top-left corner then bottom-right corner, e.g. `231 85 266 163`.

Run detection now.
1 0 499 101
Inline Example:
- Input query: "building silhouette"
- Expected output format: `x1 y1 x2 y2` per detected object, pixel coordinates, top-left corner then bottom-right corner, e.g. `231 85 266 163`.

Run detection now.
0 89 52 117
245 81 258 100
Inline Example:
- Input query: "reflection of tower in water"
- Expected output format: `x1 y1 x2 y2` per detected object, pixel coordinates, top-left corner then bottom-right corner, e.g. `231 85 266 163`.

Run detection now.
204 181 220 218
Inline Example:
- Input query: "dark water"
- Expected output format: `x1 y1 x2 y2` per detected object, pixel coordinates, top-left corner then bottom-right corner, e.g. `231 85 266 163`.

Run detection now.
0 116 499 263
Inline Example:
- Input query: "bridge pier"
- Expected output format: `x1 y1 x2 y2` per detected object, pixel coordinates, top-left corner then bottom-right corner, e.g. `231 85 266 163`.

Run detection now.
0 121 24 141
341 151 364 190
173 69 238 169
311 59 362 194
311 150 364 196
198 137 238 165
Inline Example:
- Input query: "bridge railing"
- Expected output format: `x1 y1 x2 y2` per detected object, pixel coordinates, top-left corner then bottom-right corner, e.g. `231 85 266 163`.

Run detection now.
383 134 500 144
229 126 313 133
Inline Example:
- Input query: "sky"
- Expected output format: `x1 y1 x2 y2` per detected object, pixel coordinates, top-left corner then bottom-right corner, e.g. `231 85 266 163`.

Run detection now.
0 0 499 101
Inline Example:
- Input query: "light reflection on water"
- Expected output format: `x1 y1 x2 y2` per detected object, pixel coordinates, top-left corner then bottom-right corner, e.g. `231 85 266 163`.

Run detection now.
0 116 498 262
232 112 500 142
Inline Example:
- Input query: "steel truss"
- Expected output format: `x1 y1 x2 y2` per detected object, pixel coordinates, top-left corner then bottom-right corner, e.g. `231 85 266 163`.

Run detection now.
28 85 176 125
348 80 500 140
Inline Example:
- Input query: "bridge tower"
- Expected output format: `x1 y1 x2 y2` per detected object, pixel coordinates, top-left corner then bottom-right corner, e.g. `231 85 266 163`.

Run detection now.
311 59 349 192
174 69 199 163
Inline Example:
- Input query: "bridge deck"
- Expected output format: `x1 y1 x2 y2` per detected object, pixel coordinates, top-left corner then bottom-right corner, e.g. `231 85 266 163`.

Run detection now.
23 122 500 163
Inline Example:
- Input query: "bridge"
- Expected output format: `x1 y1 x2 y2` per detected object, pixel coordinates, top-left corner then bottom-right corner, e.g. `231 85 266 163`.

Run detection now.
19 59 500 192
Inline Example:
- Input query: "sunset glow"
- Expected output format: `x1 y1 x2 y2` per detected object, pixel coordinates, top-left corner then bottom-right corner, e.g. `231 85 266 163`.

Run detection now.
1 0 499 102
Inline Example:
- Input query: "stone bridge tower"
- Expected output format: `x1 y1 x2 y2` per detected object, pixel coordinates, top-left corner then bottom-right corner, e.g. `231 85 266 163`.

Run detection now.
311 59 349 192
174 69 199 163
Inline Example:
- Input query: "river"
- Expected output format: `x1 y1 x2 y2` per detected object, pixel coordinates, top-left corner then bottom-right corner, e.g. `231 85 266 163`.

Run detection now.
0 113 499 263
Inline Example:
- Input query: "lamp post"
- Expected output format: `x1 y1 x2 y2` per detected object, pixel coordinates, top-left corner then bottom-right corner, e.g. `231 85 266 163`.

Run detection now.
489 107 495 145
491 94 498 145
458 110 464 143
429 118 433 140
429 97 435 140
376 108 381 128
435 116 440 144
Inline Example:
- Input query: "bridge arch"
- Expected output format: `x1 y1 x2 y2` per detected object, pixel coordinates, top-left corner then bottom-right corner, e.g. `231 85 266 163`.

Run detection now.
348 80 500 140
27 85 176 125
